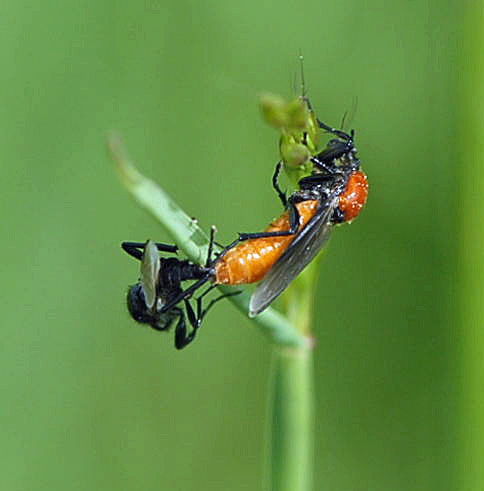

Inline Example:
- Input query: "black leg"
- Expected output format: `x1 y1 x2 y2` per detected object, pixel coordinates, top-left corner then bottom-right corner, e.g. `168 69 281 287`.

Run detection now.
237 229 296 241
206 226 216 267
197 283 219 302
194 285 241 318
272 161 287 208
214 202 300 256
212 199 302 268
174 299 200 349
185 298 199 329
159 276 211 315
237 201 300 241
122 241 178 261
302 131 308 146
287 199 300 231
199 289 241 321
174 311 190 349
317 119 350 140
174 286 241 349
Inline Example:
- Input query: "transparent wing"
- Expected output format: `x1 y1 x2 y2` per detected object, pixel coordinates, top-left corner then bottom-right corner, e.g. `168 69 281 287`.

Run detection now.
249 198 337 316
140 240 161 309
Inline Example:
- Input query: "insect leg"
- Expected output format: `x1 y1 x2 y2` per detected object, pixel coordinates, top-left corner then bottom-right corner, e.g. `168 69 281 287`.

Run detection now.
316 119 350 140
175 285 242 349
272 161 287 207
121 241 178 260
205 226 217 267
159 276 212 315
237 201 300 241
174 299 199 349
198 288 242 321
196 283 219 303
174 310 191 349
210 200 302 269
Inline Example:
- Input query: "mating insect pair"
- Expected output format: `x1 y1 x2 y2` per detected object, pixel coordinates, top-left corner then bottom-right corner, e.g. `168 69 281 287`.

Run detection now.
122 117 368 349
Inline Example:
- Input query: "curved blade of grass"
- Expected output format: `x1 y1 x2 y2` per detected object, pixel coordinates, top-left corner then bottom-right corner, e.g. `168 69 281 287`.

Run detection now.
108 132 307 348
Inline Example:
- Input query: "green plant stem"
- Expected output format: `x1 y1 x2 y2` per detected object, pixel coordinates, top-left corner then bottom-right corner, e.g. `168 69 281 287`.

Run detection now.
108 133 306 348
457 4 484 489
270 345 313 491
268 261 318 491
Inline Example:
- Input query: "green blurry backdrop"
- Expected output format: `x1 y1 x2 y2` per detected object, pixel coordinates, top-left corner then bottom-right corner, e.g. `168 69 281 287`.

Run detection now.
0 1 466 490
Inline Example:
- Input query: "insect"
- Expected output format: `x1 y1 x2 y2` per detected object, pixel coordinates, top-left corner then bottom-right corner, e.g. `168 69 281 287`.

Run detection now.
121 238 238 349
158 117 368 318
246 119 368 315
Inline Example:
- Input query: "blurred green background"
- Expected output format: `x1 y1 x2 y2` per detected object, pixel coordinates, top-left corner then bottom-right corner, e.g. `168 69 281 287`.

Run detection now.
1 0 471 490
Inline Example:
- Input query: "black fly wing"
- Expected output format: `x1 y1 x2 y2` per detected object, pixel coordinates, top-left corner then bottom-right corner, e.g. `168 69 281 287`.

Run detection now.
249 197 338 316
140 240 161 310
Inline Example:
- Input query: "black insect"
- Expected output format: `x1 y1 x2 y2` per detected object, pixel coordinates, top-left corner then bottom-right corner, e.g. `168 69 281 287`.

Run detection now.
122 237 237 349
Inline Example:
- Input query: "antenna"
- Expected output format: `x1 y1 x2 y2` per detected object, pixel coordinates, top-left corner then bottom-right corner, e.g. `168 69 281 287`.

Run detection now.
340 96 359 131
340 110 349 130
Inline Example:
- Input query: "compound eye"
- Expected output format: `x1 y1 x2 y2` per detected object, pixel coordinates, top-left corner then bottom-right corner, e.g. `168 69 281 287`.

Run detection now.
127 284 152 323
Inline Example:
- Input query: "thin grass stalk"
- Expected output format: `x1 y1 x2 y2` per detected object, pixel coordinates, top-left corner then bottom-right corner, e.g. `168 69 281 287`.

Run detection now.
457 4 484 489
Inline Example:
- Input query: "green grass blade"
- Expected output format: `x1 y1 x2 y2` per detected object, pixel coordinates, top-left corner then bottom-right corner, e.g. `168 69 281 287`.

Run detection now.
457 4 484 488
269 346 314 491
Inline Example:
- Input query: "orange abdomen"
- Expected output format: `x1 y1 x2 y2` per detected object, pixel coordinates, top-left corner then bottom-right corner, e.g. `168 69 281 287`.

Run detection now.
338 171 368 222
215 200 319 285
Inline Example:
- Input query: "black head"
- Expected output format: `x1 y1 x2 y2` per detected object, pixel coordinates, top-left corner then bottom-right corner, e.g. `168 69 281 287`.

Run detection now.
127 283 156 324
127 282 168 325
127 283 178 332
